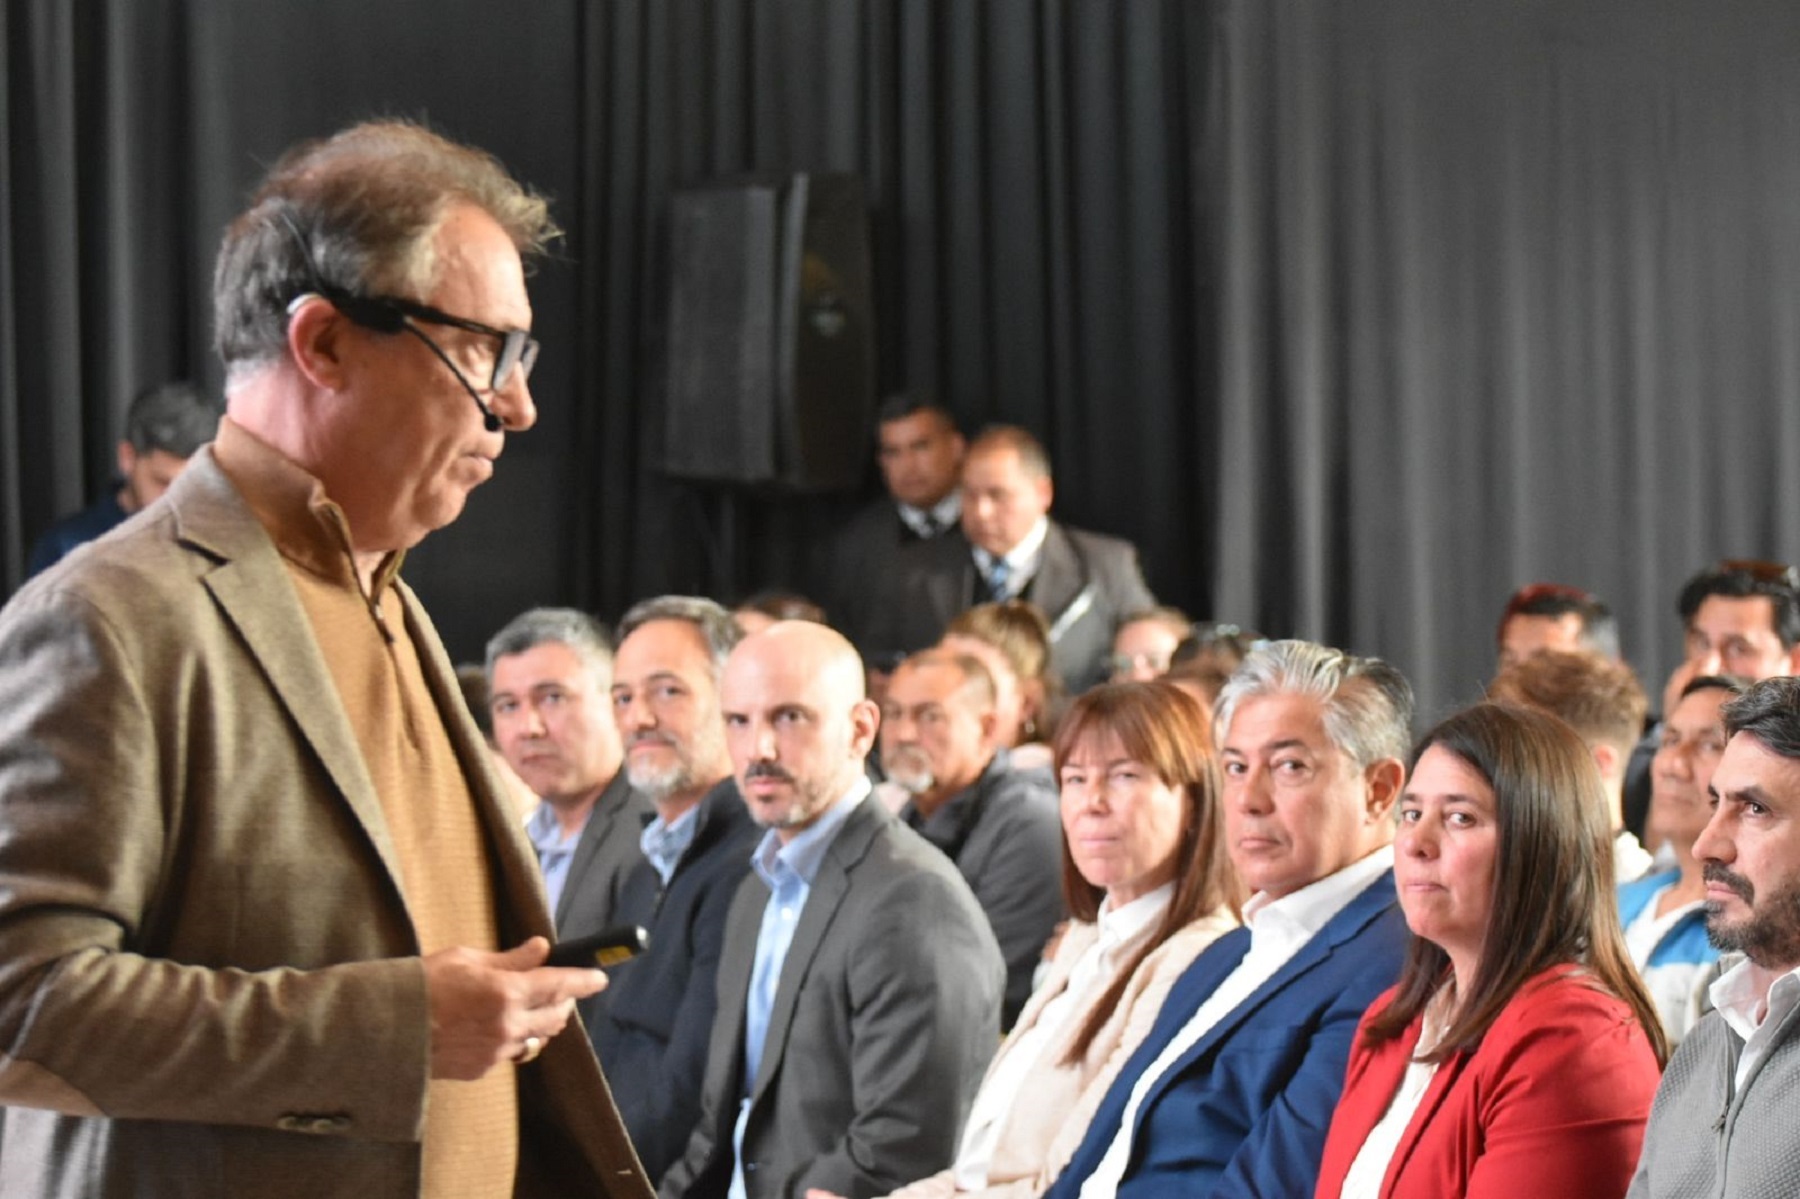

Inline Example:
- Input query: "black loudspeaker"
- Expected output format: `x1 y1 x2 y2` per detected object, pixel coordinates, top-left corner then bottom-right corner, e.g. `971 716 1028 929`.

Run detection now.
662 174 876 491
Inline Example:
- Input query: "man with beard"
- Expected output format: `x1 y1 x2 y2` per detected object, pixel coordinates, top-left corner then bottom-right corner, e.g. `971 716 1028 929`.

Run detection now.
1630 675 1800 1197
488 608 651 934
661 621 1003 1199
591 596 759 1183
880 649 1063 1027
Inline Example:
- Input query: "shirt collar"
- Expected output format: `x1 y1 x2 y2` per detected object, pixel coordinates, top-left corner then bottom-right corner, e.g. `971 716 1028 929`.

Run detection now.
525 801 591 853
1243 844 1394 949
641 801 703 883
1097 881 1174 948
1712 954 1800 1041
210 416 404 601
973 515 1051 580
751 774 873 889
898 492 962 537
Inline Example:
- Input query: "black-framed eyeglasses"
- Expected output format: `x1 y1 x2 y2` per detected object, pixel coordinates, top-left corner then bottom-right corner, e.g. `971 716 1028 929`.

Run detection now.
308 289 539 396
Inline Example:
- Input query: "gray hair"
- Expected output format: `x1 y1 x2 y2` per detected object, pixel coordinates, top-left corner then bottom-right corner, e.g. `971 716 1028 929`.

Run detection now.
618 595 742 682
1722 676 1800 761
1214 639 1414 768
125 382 220 457
212 120 560 377
485 608 613 684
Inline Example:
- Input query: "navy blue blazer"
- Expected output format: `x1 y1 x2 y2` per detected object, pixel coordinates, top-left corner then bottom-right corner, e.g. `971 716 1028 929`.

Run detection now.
590 779 760 1185
1042 869 1408 1199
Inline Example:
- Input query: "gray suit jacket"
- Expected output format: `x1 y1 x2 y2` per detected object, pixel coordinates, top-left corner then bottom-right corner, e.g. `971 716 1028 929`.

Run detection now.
1628 996 1800 1198
901 750 1065 1028
0 450 650 1199
869 522 1156 692
557 771 654 938
660 796 1005 1199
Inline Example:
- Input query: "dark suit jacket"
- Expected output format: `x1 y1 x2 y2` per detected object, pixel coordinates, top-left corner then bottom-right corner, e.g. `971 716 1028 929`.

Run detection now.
0 449 649 1199
592 779 761 1184
659 796 1005 1199
1315 965 1659 1199
901 750 1065 1027
557 771 654 939
820 498 949 654
1043 871 1409 1199
869 522 1156 692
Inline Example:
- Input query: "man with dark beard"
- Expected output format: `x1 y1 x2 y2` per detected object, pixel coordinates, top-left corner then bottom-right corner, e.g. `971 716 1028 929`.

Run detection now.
593 596 759 1183
1630 675 1800 1197
880 649 1063 1026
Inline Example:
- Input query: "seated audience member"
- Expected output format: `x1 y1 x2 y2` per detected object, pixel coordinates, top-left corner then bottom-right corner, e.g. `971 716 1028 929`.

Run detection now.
487 607 650 934
1618 675 1745 1045
594 596 758 1183
1628 676 1800 1197
824 390 967 651
1043 640 1412 1199
733 589 828 637
864 682 1241 1199
26 380 221 577
1161 622 1264 718
942 600 1062 768
882 650 1065 1026
872 424 1156 692
1622 559 1800 842
661 622 1004 1199
455 663 538 817
1494 581 1620 670
1314 702 1666 1199
1488 649 1655 881
1108 607 1192 682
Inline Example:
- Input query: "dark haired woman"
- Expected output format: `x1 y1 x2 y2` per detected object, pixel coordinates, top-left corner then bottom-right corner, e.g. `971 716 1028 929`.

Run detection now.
1314 702 1665 1199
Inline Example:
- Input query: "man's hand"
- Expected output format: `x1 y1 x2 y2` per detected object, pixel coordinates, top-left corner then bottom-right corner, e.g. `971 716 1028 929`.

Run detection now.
424 936 607 1080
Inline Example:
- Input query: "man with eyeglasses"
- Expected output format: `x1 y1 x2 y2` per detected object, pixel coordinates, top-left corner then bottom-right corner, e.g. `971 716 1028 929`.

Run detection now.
1621 561 1800 845
0 122 646 1199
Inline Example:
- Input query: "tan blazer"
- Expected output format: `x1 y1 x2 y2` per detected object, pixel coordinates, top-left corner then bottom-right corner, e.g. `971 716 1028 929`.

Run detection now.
886 906 1239 1199
0 451 651 1199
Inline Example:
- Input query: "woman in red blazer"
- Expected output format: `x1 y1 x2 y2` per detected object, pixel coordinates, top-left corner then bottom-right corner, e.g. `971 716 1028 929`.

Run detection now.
1314 703 1668 1199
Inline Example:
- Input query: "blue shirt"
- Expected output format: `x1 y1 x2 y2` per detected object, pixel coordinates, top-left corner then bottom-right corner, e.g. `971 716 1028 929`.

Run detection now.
526 802 594 915
26 490 129 578
728 777 871 1199
639 802 701 886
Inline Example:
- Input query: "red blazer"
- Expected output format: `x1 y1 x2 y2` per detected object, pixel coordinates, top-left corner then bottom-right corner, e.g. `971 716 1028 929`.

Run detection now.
1314 965 1661 1199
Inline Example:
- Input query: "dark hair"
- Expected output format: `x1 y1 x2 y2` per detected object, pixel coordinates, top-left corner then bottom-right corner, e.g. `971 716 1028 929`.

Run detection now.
1497 582 1620 660
124 382 220 457
966 423 1052 481
1680 674 1753 704
1677 561 1800 650
1363 703 1668 1065
213 120 559 374
876 388 957 432
456 664 495 742
735 590 827 625
1486 650 1648 756
1721 675 1800 760
1051 681 1242 1062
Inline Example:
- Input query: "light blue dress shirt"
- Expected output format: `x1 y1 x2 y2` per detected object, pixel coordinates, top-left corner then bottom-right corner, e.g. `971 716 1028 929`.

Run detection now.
728 777 871 1199
639 801 701 886
525 801 593 915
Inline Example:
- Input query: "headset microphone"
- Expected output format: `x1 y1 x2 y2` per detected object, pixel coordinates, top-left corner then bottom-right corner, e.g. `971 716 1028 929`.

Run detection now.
475 394 501 433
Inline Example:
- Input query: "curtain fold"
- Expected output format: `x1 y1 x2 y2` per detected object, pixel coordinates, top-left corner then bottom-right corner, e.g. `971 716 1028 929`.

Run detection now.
3 0 1797 720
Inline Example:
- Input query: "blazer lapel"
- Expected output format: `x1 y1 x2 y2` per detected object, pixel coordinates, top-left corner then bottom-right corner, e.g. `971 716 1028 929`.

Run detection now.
1027 523 1084 621
1142 872 1397 1111
178 458 408 903
1380 1042 1473 1194
555 772 633 927
748 800 883 1106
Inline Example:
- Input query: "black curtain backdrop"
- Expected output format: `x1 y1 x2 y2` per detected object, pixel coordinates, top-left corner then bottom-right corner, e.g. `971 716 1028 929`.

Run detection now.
4 0 1798 724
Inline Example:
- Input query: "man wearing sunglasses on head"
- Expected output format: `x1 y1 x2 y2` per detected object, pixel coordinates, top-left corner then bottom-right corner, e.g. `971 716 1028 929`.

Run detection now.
0 122 647 1199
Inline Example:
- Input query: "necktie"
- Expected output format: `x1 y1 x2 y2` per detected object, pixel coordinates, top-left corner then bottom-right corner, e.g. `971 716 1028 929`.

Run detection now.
984 557 1013 601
